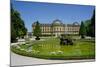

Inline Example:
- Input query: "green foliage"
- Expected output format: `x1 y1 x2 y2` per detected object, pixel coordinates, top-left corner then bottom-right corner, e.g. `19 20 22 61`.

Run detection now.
33 21 41 37
90 9 95 37
84 20 91 36
11 5 27 42
11 23 17 42
79 21 86 38
84 9 95 37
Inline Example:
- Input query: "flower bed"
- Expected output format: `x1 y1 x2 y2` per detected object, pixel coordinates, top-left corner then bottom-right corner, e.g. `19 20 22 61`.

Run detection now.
11 38 95 60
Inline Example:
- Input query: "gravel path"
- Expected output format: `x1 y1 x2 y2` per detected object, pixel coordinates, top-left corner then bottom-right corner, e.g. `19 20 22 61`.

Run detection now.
11 52 95 66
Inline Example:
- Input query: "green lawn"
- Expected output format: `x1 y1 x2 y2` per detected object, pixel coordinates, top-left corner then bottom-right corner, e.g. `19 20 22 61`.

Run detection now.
11 37 95 60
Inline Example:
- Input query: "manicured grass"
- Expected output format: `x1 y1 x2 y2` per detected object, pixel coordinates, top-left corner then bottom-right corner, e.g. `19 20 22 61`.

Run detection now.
11 37 95 60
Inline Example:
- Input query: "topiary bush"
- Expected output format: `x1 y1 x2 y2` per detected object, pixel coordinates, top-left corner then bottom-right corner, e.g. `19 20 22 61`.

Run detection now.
60 35 73 45
35 36 40 40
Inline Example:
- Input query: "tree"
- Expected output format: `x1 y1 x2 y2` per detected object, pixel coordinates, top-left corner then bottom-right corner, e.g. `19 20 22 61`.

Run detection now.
84 20 91 36
11 23 17 42
11 4 27 42
17 20 27 38
90 9 95 37
79 21 86 38
85 9 95 37
33 21 41 40
11 5 17 42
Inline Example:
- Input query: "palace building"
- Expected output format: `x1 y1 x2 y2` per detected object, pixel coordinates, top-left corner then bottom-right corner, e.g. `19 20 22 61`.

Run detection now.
32 19 80 37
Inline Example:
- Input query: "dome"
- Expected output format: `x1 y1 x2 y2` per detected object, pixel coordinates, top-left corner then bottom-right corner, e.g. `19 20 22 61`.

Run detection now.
73 22 79 25
52 19 63 26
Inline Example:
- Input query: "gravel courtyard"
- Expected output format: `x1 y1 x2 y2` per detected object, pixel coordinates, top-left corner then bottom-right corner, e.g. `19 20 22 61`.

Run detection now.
11 52 95 66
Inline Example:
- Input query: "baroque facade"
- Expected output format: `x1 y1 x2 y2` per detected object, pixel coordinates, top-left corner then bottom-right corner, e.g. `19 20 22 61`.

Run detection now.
32 19 80 37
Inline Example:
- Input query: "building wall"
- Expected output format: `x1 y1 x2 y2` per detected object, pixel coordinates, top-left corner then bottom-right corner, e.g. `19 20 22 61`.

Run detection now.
32 21 80 36
41 26 51 35
65 25 80 34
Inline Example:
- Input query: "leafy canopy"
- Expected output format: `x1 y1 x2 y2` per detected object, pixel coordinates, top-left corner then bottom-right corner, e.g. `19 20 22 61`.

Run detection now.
33 21 41 37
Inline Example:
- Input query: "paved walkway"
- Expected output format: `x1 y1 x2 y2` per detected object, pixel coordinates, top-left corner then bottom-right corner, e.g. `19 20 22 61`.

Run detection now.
11 52 95 66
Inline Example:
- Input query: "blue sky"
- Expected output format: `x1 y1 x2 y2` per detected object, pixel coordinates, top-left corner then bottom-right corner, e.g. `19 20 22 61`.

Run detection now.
11 0 95 32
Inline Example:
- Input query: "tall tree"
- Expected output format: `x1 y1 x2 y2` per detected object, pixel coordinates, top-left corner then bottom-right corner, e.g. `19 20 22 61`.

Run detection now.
90 9 95 37
84 20 91 36
11 4 27 42
33 21 41 40
86 9 95 37
11 22 17 42
79 21 86 38
11 5 17 42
